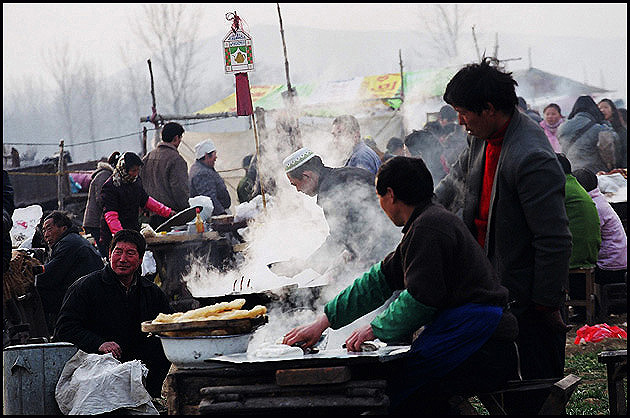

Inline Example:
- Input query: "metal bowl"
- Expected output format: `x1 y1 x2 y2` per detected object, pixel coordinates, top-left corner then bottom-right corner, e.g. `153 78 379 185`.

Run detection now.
160 333 252 369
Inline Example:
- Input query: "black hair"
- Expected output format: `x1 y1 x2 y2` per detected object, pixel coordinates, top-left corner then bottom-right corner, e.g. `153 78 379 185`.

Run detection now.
376 156 433 205
439 104 458 122
443 57 518 115
43 210 73 229
286 155 325 179
568 96 603 122
161 122 185 143
386 137 404 153
543 103 562 116
556 153 572 175
109 229 146 258
423 120 443 137
517 96 527 110
573 168 598 192
121 152 143 168
618 108 627 125
598 98 623 131
404 130 438 156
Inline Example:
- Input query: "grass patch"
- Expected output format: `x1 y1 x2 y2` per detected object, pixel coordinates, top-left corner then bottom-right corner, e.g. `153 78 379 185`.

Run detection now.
565 351 626 415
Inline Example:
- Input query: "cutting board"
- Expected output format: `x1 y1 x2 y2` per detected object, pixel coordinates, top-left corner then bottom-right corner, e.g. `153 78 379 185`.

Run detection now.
141 314 268 336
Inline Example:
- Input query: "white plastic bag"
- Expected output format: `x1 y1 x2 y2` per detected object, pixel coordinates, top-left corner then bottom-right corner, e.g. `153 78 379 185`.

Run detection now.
55 350 159 415
141 250 157 276
188 195 214 221
10 204 43 248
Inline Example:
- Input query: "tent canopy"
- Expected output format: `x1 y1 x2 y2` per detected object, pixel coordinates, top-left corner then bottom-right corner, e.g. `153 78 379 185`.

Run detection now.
196 68 458 115
196 66 610 116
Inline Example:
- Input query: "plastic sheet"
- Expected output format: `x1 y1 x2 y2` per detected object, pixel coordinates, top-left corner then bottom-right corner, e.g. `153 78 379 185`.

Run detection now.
55 350 158 415
573 323 627 344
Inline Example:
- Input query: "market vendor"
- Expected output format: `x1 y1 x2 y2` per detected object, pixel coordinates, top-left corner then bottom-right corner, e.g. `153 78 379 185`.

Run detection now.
275 147 399 280
100 151 174 256
55 229 173 398
283 156 518 414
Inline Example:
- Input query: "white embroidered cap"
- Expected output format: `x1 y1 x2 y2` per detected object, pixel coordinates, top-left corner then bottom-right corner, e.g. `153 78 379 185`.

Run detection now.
283 147 315 173
195 139 217 159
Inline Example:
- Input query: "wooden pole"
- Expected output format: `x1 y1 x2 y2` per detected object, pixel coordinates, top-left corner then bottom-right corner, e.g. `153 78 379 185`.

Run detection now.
277 3 295 105
142 126 148 157
398 49 406 139
251 113 267 211
147 59 161 149
57 139 65 210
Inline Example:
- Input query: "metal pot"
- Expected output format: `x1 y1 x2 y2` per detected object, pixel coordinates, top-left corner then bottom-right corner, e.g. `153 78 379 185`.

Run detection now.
160 333 253 369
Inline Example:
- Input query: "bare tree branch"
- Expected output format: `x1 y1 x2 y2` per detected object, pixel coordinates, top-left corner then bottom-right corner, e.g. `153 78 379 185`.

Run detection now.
133 4 204 114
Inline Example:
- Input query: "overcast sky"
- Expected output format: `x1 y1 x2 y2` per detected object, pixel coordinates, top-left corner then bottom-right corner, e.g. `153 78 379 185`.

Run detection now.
3 3 628 94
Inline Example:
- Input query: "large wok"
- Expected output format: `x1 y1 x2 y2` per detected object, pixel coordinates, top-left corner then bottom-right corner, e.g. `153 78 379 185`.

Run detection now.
194 283 326 313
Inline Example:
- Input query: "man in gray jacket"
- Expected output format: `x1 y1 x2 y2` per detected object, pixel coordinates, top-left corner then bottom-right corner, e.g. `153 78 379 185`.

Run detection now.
142 122 190 229
189 139 231 216
435 58 572 414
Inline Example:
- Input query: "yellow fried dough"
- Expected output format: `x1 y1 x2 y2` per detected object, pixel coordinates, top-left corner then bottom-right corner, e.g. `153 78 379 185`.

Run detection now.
211 305 267 320
151 299 263 323
153 312 184 323
176 299 246 321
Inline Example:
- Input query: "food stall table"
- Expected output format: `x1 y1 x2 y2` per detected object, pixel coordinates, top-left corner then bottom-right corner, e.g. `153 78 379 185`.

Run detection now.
165 346 410 415
145 231 234 303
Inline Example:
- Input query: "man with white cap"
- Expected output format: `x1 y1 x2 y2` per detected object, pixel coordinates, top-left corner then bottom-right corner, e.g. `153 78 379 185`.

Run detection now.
189 139 231 216
276 147 399 282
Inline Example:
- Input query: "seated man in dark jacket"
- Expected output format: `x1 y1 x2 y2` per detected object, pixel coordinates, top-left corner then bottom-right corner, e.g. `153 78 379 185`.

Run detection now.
284 156 518 414
34 211 104 333
55 229 173 398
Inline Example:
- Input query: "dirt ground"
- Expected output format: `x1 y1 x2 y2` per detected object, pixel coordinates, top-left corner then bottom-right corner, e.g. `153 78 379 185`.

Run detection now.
565 313 627 356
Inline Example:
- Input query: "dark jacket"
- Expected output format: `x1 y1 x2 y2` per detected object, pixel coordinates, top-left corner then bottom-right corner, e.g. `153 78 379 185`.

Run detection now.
435 109 572 314
54 265 172 397
308 166 399 271
189 160 231 215
35 226 104 317
100 176 149 237
82 162 113 229
141 142 189 212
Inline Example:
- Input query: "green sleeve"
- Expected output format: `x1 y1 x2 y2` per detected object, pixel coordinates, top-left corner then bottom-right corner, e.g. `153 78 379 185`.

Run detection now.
371 289 437 342
324 262 393 329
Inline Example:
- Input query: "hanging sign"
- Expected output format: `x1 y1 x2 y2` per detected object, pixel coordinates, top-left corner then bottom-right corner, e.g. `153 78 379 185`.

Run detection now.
223 27 254 74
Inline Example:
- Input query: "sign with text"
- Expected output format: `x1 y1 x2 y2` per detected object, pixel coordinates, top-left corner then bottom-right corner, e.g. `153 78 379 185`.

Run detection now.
223 29 254 74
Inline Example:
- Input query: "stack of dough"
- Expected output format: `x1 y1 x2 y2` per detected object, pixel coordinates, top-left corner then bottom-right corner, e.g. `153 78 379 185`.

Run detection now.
152 298 267 323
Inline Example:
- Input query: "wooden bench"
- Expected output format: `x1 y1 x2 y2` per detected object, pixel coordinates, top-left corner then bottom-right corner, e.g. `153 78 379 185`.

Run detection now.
565 267 596 324
452 374 582 415
597 350 627 415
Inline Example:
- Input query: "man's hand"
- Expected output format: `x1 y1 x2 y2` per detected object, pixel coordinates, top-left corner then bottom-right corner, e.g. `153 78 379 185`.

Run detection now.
282 314 330 348
98 341 122 359
534 305 571 333
344 324 375 352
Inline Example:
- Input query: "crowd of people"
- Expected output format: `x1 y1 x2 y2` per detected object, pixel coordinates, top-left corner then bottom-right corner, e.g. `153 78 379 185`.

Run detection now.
2 57 627 412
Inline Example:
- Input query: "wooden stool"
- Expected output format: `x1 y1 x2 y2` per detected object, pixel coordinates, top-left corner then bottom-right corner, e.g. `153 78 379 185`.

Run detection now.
452 374 582 415
565 267 596 324
598 350 627 415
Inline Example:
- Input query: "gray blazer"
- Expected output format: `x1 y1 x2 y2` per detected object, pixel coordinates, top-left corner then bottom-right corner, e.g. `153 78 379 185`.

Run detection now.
435 109 572 313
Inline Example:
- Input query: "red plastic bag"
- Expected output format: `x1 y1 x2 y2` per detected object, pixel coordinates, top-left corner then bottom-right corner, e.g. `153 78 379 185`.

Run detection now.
574 323 627 344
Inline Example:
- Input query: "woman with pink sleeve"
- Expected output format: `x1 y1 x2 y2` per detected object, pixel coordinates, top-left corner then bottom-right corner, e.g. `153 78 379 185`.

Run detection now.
540 103 564 153
99 152 173 257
